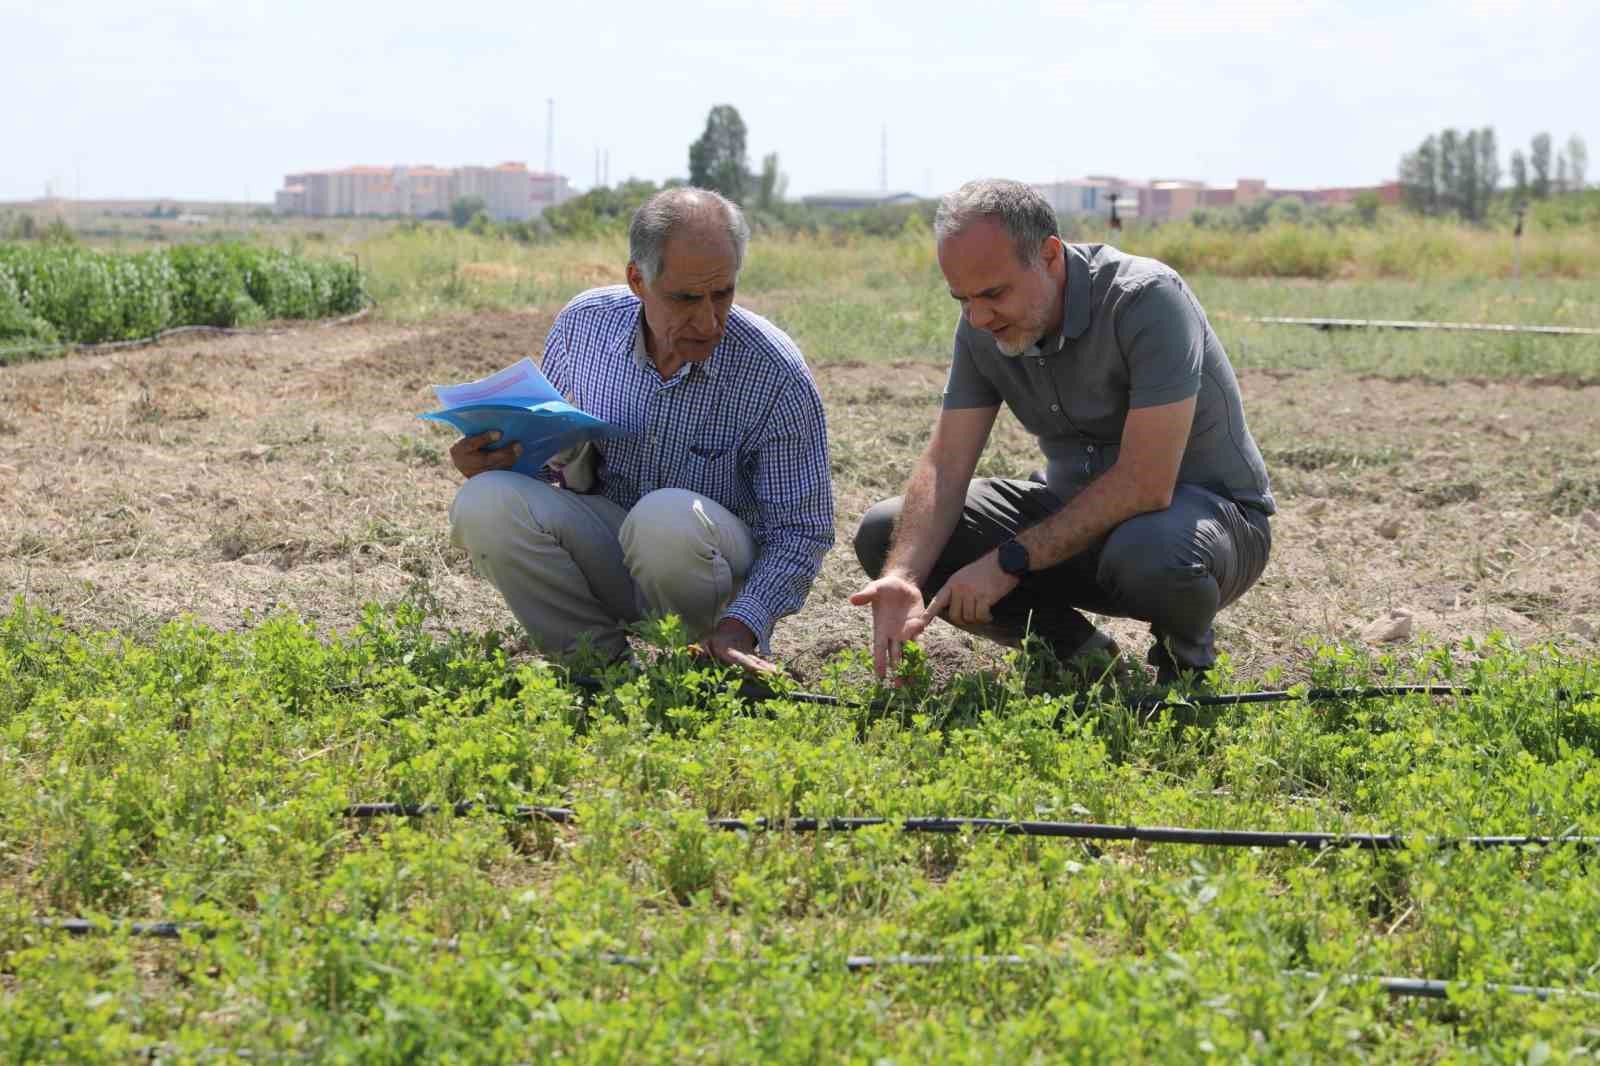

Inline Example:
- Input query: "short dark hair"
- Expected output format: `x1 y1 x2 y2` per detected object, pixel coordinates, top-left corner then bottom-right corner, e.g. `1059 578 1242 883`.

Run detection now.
935 178 1060 266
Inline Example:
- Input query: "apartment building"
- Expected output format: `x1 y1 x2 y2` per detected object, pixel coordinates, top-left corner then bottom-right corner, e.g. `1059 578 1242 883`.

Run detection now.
274 163 575 221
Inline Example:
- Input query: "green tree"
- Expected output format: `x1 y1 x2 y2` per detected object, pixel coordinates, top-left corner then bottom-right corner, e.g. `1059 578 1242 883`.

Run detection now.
1510 150 1528 201
1530 132 1552 199
1568 134 1589 190
1437 128 1460 214
1475 126 1501 215
755 152 787 211
688 105 751 203
1399 134 1439 214
450 196 487 228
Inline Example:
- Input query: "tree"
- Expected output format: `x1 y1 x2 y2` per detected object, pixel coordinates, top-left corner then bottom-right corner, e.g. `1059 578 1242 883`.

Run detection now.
755 152 787 211
1475 126 1501 218
1399 134 1439 214
688 105 752 203
1569 134 1589 190
1436 128 1460 215
1510 150 1528 200
1556 153 1570 194
450 195 487 228
1458 129 1480 220
1530 132 1552 199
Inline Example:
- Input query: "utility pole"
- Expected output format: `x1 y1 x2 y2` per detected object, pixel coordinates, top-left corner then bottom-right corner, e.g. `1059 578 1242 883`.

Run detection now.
545 98 554 174
880 124 887 192
1513 203 1526 293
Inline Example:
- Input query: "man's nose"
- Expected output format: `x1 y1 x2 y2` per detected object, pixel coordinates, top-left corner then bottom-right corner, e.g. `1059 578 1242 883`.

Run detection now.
966 301 995 330
694 298 718 331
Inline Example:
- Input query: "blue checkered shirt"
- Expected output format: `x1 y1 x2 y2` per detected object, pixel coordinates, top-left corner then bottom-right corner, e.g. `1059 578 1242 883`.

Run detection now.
541 286 834 647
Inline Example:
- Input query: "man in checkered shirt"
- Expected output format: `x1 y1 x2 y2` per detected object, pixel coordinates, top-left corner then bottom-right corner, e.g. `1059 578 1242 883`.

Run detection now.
448 188 834 672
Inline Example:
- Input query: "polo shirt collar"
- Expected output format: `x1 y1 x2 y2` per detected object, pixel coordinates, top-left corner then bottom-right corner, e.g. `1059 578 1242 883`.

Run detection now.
1061 243 1092 341
1019 244 1091 359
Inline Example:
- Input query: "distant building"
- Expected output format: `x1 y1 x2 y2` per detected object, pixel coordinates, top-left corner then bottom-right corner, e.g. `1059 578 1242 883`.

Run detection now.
273 163 576 221
800 190 922 211
1031 176 1400 224
1032 176 1142 221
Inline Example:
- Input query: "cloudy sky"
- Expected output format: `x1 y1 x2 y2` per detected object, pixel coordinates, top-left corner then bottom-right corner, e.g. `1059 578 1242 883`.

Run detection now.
3 0 1595 202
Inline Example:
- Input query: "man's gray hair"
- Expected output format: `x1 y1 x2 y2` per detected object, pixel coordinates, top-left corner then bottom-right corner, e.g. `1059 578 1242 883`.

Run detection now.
934 178 1060 266
629 187 751 284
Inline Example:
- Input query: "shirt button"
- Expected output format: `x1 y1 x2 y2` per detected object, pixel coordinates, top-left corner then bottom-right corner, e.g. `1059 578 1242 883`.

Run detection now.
1050 403 1060 412
1036 358 1045 366
1086 444 1096 453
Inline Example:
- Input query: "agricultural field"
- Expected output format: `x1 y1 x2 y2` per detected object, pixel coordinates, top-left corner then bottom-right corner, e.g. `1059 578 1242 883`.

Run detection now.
3 224 1600 1060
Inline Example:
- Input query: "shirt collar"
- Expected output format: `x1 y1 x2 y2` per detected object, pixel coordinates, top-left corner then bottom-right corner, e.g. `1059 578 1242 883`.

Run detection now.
1061 243 1092 341
1018 244 1091 359
629 308 725 382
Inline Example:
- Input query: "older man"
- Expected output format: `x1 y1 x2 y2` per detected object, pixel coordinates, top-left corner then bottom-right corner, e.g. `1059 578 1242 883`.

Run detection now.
851 179 1273 684
450 187 833 672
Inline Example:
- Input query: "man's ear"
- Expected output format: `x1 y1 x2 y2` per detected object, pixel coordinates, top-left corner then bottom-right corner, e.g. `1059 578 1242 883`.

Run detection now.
625 261 647 299
1040 235 1068 280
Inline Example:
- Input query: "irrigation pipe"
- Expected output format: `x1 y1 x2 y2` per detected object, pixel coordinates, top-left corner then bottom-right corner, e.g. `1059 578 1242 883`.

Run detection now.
336 803 1600 853
569 675 1593 714
27 921 1596 1003
0 296 376 363
1246 315 1600 337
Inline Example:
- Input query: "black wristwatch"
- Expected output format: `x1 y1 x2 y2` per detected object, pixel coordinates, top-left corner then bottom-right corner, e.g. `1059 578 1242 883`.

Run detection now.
997 538 1031 577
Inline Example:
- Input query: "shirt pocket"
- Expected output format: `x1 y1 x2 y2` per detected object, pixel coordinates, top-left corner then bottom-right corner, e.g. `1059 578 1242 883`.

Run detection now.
684 431 753 509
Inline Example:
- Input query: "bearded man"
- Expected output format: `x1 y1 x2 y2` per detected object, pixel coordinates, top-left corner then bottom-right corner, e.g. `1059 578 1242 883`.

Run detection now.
851 178 1273 685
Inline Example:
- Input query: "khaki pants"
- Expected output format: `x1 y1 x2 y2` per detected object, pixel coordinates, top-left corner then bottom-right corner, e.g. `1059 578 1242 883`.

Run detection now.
449 472 756 659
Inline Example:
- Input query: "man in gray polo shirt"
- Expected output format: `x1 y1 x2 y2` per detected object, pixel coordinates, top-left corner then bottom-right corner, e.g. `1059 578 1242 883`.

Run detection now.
850 178 1274 685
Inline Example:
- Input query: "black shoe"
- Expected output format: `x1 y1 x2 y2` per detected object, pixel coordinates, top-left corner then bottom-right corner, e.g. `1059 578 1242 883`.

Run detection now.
1053 629 1135 688
1147 642 1210 691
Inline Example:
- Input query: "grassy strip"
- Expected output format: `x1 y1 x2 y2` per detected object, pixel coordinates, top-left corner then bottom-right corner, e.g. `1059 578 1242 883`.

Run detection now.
0 241 365 350
3 600 1600 1057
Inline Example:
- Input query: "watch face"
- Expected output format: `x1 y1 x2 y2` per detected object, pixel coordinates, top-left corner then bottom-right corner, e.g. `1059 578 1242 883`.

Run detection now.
999 539 1029 576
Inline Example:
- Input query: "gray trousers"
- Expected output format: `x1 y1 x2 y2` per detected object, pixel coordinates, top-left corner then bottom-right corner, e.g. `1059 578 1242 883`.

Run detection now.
853 478 1271 671
450 472 756 660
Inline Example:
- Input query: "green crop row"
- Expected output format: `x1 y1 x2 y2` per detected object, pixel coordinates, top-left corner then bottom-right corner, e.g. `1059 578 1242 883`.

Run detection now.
0 242 365 349
3 599 1600 1059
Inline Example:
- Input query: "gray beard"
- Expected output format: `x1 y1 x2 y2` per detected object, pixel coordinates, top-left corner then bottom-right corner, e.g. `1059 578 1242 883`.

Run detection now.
995 326 1045 358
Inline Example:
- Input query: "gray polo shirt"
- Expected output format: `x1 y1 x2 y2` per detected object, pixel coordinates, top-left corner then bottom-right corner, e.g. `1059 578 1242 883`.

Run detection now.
943 242 1275 515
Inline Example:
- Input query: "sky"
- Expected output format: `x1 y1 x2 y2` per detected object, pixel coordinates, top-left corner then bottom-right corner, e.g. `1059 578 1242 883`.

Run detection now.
2 0 1596 203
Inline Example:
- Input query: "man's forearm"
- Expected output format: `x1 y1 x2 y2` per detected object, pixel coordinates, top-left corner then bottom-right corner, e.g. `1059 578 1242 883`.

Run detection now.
1013 465 1163 570
882 455 970 586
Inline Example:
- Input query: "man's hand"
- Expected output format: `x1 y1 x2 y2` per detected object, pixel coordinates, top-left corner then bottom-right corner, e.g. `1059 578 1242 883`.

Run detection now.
849 572 933 679
921 551 1019 628
450 431 521 479
702 617 779 674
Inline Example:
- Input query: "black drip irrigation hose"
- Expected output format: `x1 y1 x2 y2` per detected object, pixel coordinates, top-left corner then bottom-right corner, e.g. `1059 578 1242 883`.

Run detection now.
336 803 1600 852
27 921 1597 1002
567 675 1594 714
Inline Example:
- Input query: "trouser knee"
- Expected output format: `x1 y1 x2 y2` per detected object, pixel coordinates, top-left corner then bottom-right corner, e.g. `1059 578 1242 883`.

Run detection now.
618 488 714 578
853 498 900 578
449 471 548 558
1097 524 1219 626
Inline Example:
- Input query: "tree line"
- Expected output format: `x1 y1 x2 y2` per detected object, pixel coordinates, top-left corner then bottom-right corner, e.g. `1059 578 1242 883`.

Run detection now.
1400 128 1589 221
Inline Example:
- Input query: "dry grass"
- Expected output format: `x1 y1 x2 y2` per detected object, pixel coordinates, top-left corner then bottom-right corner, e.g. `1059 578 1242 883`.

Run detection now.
2 309 1598 684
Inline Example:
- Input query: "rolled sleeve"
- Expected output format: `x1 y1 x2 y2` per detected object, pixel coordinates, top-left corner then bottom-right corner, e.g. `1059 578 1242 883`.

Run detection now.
1116 276 1205 410
719 379 835 649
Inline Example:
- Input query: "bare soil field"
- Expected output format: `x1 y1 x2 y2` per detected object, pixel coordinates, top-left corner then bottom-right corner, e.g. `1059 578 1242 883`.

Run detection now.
3 310 1597 683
